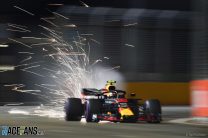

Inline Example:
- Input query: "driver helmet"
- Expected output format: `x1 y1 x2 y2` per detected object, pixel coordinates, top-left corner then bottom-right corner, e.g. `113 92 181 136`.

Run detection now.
105 80 116 91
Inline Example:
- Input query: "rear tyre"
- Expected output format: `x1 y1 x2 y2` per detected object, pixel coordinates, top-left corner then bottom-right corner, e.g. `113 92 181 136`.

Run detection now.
144 99 161 123
64 98 83 121
85 99 102 122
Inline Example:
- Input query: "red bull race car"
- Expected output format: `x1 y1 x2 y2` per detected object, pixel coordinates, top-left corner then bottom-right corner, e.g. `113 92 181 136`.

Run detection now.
64 80 162 123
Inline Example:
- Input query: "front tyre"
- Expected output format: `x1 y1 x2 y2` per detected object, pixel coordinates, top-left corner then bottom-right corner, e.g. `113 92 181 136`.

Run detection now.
85 99 102 122
64 98 83 121
144 99 162 123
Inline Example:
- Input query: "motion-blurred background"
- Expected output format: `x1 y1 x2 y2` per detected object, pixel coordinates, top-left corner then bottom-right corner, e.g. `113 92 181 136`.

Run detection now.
0 0 207 109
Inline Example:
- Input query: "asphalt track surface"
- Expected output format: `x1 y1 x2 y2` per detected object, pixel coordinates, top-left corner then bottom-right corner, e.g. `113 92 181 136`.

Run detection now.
0 106 207 138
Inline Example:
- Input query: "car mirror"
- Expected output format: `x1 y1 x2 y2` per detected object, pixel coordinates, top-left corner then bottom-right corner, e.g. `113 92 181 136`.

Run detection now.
130 93 136 97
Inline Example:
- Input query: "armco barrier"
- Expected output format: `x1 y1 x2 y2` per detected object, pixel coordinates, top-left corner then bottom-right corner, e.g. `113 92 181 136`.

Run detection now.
191 80 208 117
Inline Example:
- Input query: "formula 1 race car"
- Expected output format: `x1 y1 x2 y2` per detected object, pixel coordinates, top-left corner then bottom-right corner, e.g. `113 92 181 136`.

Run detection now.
64 80 162 123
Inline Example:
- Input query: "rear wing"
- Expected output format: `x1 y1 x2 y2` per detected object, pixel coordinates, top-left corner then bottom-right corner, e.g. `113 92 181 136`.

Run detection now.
82 88 127 96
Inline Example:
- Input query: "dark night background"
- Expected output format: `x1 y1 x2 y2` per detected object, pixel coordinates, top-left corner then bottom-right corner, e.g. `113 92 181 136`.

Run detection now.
0 0 207 105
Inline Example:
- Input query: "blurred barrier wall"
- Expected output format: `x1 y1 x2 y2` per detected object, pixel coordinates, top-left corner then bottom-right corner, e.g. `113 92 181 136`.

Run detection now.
192 0 208 117
125 82 190 105
191 80 208 117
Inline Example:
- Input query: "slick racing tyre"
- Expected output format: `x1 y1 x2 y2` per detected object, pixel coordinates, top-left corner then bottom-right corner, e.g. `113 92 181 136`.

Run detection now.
144 99 162 123
85 99 102 122
64 98 83 121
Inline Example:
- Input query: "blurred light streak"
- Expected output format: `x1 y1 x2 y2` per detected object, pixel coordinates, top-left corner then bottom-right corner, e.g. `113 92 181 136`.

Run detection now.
18 52 34 54
6 29 29 33
42 48 48 51
21 37 49 40
8 23 28 28
21 69 45 77
52 12 69 20
8 24 31 32
73 41 86 46
14 61 44 68
8 38 32 48
13 6 35 16
8 110 30 115
4 103 24 106
35 84 59 92
80 1 90 7
40 84 56 87
105 20 120 22
125 43 135 47
104 57 110 60
124 23 138 27
63 24 77 28
81 33 93 36
0 44 9 47
41 18 58 27
48 4 64 6
20 56 32 63
22 65 40 70
104 66 121 72
90 39 101 45
0 65 15 71
4 84 24 87
42 68 57 73
31 43 52 46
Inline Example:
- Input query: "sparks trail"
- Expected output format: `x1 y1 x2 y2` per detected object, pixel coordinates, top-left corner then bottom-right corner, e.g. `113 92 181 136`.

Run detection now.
41 18 58 27
105 20 120 23
104 66 121 72
42 68 57 73
4 84 41 93
80 1 90 7
8 24 31 32
125 43 135 48
31 42 52 46
18 52 34 54
64 24 77 28
22 65 40 70
81 33 93 36
7 29 29 33
90 39 101 45
8 38 32 48
21 69 45 77
13 6 35 16
52 12 69 20
14 61 44 68
8 23 28 28
48 3 64 6
40 84 57 87
42 48 48 51
20 56 32 63
22 37 50 40
124 22 138 27
7 13 124 112
104 57 110 60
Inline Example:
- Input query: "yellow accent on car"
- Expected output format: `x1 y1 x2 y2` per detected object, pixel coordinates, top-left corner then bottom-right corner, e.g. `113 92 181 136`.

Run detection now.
119 108 134 116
